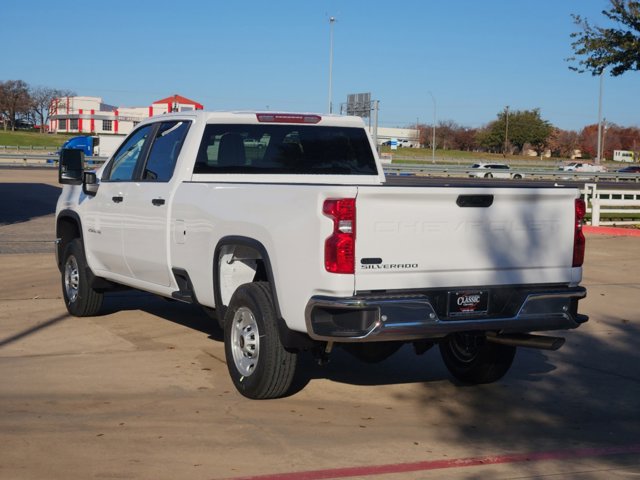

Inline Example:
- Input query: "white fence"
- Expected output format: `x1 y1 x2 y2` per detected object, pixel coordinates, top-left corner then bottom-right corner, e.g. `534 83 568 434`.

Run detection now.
582 184 640 226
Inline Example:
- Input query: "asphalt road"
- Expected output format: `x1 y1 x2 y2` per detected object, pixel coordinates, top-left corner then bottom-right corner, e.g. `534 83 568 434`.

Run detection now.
0 169 639 479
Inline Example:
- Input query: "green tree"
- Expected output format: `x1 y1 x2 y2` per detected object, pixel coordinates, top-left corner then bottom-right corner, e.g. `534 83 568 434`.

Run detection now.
478 109 553 155
569 0 640 75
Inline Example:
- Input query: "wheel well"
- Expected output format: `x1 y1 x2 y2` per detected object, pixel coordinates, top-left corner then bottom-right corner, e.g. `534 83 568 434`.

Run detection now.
56 215 81 270
217 245 261 305
213 237 281 318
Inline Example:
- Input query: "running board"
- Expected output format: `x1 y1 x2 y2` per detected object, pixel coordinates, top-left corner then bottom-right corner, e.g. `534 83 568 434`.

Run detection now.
171 268 195 304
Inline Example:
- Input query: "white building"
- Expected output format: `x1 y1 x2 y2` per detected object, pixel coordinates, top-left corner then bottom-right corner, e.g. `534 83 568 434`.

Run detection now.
49 94 204 135
368 126 420 147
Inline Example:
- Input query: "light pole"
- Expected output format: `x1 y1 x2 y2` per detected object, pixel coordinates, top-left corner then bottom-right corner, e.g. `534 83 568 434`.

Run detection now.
596 71 604 164
428 91 436 162
504 105 510 157
601 118 609 161
328 16 336 114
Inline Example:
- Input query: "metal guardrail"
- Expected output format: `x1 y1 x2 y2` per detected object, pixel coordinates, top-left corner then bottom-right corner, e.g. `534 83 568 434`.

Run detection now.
1 153 638 185
0 152 108 166
0 145 51 151
383 162 640 183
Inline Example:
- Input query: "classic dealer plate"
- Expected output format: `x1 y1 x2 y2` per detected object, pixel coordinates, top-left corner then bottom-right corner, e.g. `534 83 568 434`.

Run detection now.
447 290 489 317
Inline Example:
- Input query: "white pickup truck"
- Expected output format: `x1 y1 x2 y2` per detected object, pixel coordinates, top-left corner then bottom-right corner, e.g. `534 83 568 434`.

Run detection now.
56 111 588 399
560 161 607 173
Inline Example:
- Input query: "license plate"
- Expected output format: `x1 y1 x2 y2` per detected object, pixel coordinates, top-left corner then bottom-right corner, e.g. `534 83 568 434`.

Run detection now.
448 290 489 317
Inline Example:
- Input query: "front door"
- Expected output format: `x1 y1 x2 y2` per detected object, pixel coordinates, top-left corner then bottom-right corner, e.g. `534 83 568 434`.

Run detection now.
86 125 154 278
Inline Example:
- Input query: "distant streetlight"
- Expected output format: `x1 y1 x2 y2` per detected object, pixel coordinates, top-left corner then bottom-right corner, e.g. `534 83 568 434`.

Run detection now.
504 105 510 157
428 91 436 162
601 118 609 161
328 16 336 114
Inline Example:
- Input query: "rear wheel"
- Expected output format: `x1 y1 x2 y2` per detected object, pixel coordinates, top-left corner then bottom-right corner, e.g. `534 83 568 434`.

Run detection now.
224 282 297 399
513 173 522 179
62 239 103 316
439 333 515 384
484 172 493 179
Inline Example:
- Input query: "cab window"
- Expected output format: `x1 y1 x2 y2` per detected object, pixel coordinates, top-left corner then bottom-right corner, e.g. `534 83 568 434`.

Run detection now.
194 124 377 175
104 125 153 181
142 121 190 182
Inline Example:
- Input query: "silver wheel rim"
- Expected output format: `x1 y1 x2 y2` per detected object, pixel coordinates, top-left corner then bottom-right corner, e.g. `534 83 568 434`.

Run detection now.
230 307 260 377
64 255 79 303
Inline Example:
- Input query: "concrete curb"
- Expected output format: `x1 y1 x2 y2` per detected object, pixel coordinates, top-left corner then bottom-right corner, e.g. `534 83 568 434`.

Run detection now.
584 225 640 237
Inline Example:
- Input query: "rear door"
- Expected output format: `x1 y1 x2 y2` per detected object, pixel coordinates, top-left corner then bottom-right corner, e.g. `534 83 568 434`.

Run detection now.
354 186 578 292
122 120 190 287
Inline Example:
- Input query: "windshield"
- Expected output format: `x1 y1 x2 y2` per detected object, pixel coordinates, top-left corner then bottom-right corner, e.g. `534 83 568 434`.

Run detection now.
194 124 377 175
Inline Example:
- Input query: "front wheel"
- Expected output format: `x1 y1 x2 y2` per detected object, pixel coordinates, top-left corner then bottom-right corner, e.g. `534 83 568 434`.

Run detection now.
224 282 297 399
439 333 516 384
61 239 103 316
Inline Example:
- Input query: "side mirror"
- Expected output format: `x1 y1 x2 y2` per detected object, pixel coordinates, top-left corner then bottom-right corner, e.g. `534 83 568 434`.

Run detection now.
83 171 99 196
59 149 84 185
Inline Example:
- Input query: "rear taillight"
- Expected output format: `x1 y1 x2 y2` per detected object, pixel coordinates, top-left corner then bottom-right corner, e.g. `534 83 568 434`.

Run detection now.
323 198 356 274
573 198 586 267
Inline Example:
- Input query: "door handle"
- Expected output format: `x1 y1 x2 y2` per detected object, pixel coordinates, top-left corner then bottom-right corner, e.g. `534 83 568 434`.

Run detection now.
152 198 166 206
456 195 494 208
112 196 124 203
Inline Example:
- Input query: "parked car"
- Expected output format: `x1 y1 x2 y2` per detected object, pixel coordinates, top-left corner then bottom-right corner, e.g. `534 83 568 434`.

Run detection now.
469 163 524 179
617 165 640 174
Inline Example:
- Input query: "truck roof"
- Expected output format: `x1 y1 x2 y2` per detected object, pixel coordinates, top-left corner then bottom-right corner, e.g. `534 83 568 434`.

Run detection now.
144 110 367 128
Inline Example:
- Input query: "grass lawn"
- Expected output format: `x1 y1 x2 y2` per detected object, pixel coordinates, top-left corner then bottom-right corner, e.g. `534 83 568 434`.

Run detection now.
0 130 69 148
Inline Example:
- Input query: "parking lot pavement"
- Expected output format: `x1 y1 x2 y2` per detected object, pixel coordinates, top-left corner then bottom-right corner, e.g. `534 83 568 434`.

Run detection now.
0 169 639 479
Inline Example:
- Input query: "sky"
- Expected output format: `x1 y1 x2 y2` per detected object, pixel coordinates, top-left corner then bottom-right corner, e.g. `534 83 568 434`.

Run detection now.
3 0 639 131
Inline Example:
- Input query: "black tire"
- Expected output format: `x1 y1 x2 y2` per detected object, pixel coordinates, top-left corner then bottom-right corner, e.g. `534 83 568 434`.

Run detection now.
484 172 493 179
439 333 516 384
513 174 522 180
61 239 103 316
224 282 297 399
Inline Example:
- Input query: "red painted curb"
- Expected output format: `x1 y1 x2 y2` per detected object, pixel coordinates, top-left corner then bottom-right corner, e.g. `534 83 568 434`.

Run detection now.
585 226 640 237
222 444 640 480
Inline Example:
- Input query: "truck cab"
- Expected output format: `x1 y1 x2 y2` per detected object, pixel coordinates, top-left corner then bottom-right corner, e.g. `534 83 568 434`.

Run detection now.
60 136 95 157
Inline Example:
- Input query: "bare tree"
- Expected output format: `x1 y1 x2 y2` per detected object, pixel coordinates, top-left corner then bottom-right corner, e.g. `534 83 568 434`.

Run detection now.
30 86 75 133
549 129 580 158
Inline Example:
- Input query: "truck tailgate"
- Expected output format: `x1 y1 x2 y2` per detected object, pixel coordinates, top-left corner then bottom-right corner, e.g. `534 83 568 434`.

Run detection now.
355 186 579 292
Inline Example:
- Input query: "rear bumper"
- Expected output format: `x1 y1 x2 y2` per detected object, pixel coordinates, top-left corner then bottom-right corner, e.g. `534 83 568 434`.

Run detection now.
305 286 587 342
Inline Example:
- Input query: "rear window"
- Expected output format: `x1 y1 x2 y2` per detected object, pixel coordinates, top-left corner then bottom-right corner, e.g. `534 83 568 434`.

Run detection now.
194 124 377 175
487 164 509 169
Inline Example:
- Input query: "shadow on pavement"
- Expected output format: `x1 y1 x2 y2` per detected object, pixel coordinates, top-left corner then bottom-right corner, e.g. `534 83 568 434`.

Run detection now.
0 183 61 225
66 285 640 475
